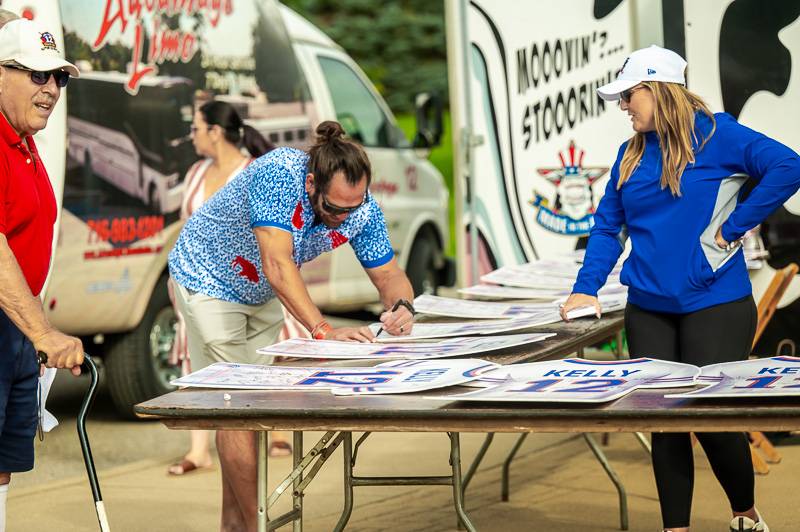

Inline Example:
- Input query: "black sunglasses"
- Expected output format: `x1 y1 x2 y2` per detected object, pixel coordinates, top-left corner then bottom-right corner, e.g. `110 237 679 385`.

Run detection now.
321 193 365 216
620 85 645 104
3 64 69 88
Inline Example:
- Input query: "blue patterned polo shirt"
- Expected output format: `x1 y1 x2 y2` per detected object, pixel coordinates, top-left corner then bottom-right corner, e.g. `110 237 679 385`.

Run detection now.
168 147 394 305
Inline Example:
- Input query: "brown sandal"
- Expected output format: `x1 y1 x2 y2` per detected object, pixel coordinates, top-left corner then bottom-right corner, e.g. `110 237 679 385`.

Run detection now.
167 459 212 476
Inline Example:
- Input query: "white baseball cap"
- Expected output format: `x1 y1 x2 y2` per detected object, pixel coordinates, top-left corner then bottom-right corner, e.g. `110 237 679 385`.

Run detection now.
0 18 79 77
597 45 685 101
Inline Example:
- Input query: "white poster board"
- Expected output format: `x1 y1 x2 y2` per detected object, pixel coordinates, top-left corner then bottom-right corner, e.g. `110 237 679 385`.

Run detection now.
466 357 700 387
369 313 562 342
414 294 557 319
330 359 500 395
434 358 699 403
171 359 499 393
480 267 578 289
458 285 565 300
459 282 628 301
256 333 555 360
667 356 800 398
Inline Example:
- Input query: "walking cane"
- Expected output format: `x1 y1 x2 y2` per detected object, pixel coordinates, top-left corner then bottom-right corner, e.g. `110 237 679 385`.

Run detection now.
39 352 110 531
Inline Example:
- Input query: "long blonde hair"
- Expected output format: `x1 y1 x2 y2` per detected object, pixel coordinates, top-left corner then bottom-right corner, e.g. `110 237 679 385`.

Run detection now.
618 81 716 196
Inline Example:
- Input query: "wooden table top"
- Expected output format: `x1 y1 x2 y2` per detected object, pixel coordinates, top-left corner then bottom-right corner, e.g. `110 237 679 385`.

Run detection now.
136 385 800 433
135 311 800 433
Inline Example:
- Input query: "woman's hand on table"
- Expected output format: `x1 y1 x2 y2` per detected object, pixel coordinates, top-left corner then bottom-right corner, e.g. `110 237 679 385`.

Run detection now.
559 293 602 321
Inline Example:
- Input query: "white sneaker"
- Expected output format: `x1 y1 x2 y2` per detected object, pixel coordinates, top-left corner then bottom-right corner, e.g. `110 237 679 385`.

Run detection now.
729 510 769 532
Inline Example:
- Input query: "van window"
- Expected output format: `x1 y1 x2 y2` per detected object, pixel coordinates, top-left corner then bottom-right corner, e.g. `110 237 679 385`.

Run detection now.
317 57 409 148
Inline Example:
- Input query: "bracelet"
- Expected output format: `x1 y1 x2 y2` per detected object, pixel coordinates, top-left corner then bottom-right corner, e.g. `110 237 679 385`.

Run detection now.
311 320 332 340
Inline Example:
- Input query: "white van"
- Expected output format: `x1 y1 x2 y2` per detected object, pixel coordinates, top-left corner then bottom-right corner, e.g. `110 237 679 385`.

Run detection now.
12 0 452 416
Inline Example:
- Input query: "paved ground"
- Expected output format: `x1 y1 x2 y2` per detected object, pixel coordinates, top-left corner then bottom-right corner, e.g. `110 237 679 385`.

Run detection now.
8 421 800 531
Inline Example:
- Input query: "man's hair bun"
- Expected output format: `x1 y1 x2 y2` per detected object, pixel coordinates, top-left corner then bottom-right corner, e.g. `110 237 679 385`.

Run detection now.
315 121 346 143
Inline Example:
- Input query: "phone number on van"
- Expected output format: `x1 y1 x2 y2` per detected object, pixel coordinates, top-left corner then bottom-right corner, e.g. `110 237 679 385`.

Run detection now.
87 216 165 245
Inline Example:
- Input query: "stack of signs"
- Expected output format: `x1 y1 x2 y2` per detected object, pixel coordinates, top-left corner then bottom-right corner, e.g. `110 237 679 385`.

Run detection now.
667 356 800 398
413 294 559 319
459 283 628 301
458 284 567 300
170 359 498 394
480 266 577 290
412 294 625 324
256 333 555 360
477 259 624 295
434 358 700 403
369 313 563 342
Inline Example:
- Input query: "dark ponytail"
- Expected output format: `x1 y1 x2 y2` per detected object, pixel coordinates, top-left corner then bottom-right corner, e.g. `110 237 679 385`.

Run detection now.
307 120 371 192
199 101 276 158
241 124 275 158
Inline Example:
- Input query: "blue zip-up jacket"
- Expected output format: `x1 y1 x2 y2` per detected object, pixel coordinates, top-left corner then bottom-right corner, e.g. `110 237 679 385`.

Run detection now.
573 112 800 313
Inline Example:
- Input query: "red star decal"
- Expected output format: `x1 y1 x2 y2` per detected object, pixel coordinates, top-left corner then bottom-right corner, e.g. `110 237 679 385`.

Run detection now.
291 202 304 229
329 230 348 249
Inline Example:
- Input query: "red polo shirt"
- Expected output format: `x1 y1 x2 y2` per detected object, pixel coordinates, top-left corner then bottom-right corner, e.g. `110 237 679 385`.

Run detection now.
0 113 57 296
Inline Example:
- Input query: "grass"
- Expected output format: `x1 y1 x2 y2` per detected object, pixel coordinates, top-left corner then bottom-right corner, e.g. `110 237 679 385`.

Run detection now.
396 111 456 256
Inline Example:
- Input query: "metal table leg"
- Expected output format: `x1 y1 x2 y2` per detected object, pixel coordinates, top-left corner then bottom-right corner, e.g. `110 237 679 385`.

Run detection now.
634 432 651 454
583 434 628 531
265 431 341 530
333 432 354 532
258 431 269 532
293 431 303 532
501 433 528 501
462 432 494 495
449 433 477 532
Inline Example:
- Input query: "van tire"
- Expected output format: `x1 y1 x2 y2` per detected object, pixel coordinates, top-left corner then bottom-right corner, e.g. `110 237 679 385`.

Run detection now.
406 232 440 296
105 275 179 419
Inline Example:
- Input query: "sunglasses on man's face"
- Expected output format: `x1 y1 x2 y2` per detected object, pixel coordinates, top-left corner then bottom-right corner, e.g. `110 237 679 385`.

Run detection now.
321 193 365 216
4 64 69 88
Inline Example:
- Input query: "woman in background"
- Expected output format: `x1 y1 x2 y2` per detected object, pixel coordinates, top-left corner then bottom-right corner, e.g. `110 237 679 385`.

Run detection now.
167 100 289 475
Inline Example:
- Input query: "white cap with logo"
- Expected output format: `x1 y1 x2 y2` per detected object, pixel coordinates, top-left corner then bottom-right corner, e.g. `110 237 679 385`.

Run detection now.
0 18 79 77
597 45 685 101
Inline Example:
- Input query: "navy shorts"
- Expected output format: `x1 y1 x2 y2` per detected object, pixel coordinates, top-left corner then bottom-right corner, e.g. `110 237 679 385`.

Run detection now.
0 310 38 473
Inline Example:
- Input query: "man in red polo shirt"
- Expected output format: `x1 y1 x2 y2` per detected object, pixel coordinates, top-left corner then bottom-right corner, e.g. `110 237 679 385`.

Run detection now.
0 17 84 530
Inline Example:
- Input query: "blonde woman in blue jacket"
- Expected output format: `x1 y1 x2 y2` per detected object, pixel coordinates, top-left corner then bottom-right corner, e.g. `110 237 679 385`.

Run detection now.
561 46 800 532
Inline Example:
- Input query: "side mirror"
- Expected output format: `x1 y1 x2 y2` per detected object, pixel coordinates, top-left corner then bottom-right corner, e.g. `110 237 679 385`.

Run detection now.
413 92 443 149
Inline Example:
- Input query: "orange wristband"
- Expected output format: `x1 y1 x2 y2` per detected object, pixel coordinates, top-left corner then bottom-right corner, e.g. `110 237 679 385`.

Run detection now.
311 320 332 340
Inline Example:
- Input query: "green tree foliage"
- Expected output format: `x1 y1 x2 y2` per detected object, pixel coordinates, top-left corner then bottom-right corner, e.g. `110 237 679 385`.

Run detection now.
64 31 131 72
282 0 448 113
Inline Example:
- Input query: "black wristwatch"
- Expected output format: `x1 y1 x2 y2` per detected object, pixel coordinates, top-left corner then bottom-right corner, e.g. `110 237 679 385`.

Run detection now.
393 298 416 316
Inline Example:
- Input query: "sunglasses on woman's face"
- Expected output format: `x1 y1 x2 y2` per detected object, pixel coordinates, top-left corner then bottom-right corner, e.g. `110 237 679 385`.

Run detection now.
620 85 645 104
3 64 70 88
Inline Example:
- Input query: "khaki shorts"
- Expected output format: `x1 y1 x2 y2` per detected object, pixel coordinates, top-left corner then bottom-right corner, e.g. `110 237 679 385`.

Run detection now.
173 283 284 371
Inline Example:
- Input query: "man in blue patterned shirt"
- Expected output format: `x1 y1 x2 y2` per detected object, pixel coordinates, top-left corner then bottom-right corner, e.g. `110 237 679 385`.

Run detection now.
168 121 414 529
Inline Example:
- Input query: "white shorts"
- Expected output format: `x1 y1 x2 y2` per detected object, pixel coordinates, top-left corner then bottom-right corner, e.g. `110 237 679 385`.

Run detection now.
173 283 284 371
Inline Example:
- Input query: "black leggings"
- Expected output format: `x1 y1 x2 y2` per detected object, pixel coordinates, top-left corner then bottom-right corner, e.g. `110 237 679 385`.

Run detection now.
625 296 758 529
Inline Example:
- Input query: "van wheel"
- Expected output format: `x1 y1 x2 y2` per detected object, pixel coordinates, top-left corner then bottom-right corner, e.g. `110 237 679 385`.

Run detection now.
406 232 440 296
105 275 180 419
